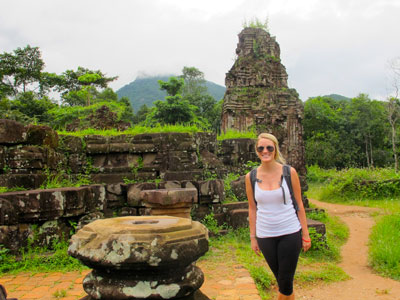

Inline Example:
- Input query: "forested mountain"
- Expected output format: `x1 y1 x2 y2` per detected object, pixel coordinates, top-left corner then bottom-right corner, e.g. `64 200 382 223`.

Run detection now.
117 75 226 112
310 94 351 101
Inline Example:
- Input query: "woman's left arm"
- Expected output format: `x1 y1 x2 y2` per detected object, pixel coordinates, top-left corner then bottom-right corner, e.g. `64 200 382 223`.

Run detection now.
291 167 311 252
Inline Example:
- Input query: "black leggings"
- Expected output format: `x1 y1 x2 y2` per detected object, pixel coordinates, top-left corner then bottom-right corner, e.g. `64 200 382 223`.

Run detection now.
257 230 302 296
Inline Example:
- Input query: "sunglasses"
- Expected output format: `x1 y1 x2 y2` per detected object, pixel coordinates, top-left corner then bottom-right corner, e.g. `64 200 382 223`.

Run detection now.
256 145 275 153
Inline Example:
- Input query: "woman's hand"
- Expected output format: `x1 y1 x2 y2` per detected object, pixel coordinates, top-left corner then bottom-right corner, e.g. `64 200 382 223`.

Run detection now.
302 237 311 252
251 237 261 256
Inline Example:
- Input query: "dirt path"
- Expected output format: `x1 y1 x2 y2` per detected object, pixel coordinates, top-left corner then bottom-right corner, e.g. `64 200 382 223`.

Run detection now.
296 199 400 300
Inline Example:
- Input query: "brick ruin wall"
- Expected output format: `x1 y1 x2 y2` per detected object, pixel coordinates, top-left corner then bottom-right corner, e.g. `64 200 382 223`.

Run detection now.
0 119 269 252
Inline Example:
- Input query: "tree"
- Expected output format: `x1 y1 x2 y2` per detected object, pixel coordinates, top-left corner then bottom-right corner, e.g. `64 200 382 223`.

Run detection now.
180 66 219 131
145 76 205 127
387 57 400 171
0 45 50 98
346 94 387 168
181 66 208 97
304 97 355 168
11 91 57 123
56 66 117 105
387 98 400 171
133 104 150 124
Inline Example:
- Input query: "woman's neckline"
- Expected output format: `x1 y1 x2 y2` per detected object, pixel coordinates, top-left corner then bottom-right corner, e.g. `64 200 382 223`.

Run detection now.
256 181 282 192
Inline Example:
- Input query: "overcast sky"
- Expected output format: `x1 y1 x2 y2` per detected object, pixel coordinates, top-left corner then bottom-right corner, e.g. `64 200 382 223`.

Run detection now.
1 0 399 101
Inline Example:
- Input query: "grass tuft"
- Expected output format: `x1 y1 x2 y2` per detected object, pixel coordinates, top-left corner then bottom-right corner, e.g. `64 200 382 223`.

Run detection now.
369 213 400 280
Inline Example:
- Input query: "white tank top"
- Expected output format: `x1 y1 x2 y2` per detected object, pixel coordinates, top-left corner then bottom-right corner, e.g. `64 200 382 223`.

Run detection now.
255 178 301 237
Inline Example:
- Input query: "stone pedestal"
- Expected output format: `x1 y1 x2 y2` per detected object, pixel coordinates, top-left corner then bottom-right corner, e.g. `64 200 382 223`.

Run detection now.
141 188 197 219
68 216 208 299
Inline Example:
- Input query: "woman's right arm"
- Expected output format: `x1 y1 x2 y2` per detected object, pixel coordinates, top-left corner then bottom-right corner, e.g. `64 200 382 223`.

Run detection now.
245 172 260 256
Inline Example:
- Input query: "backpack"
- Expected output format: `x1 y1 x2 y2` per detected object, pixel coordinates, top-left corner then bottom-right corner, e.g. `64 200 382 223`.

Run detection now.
249 165 299 214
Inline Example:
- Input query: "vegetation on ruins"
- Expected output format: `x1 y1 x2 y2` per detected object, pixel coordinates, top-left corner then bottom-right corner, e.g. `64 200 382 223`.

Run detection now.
242 17 269 32
217 129 257 140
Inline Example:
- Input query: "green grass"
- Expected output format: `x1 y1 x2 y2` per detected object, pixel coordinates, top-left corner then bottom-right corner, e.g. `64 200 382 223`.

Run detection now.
306 166 400 203
306 166 400 282
369 214 400 280
217 129 257 141
57 123 204 137
0 240 87 275
0 186 27 193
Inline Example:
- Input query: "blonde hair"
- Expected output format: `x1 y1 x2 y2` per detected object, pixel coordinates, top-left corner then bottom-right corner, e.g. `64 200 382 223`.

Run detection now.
255 133 286 164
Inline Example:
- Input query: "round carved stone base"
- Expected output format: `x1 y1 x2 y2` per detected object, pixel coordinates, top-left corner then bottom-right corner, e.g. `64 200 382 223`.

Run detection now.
79 289 211 300
83 263 204 299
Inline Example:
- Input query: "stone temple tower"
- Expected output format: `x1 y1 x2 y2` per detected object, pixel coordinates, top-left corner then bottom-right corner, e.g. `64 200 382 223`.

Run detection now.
221 27 306 178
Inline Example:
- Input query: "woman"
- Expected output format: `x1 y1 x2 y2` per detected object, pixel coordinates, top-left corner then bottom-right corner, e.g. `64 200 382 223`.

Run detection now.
245 133 311 300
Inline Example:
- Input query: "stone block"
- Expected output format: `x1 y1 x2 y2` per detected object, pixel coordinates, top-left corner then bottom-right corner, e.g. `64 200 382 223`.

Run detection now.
0 146 6 170
221 201 249 213
0 190 40 222
230 175 247 201
306 218 326 236
136 171 158 181
199 149 224 169
68 153 86 173
109 135 133 143
91 173 135 184
0 119 27 145
227 209 249 229
92 153 141 173
58 135 84 153
141 188 197 207
198 179 225 204
163 171 203 181
77 211 104 230
127 182 157 207
0 224 33 252
63 187 88 217
142 153 157 166
84 135 108 144
119 207 137 216
130 143 157 153
174 141 197 151
106 183 123 195
86 143 109 154
194 132 218 153
0 198 17 225
109 142 134 153
149 207 192 218
158 181 182 189
7 145 46 169
190 205 211 222
0 173 47 189
36 219 70 247
85 184 106 213
105 192 125 209
182 180 199 190
26 124 59 148
36 189 66 220
45 148 65 170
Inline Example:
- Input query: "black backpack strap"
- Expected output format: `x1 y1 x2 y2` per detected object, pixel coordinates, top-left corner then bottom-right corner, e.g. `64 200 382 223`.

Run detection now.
0 284 7 300
283 165 299 212
250 168 258 207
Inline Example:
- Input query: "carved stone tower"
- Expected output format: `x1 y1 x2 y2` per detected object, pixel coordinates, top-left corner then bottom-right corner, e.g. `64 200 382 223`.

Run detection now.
221 27 306 183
